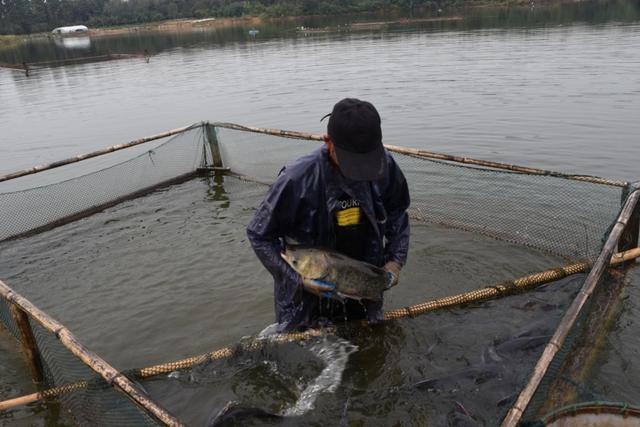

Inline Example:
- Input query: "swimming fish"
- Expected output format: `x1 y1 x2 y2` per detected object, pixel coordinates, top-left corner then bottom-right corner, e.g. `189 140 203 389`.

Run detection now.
208 401 282 427
281 246 388 301
415 332 551 393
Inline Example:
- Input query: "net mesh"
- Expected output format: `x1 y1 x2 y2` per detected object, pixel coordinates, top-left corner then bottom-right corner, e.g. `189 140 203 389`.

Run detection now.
216 126 623 261
518 270 619 424
214 126 632 424
514 240 640 425
0 125 207 243
29 320 161 426
0 122 633 425
0 298 20 343
0 295 168 426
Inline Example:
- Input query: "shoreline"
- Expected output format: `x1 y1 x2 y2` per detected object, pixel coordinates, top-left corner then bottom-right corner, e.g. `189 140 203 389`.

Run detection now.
0 0 592 46
0 16 264 46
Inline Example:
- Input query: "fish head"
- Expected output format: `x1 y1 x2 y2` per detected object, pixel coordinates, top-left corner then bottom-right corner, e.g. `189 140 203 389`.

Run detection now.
281 247 329 279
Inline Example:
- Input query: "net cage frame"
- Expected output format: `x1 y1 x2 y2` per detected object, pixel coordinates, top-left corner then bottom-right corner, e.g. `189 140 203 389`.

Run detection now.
0 121 638 426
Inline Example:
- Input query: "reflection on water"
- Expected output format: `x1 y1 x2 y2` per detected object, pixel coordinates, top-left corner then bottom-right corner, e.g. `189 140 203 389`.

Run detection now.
52 36 92 50
1 1 638 64
1 1 639 180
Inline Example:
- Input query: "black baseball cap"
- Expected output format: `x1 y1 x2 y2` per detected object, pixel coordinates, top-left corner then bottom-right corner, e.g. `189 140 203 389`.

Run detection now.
322 98 387 181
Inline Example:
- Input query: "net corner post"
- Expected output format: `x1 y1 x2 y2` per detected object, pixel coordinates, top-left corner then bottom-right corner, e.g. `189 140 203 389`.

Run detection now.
8 302 45 385
618 182 640 260
204 122 224 169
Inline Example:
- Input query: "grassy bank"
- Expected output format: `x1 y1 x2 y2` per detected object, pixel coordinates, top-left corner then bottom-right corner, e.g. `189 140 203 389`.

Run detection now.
0 35 33 50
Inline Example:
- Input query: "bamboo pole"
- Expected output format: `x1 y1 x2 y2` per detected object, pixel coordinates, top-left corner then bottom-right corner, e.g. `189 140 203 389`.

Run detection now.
211 122 325 141
0 280 184 427
0 124 197 183
1 121 626 190
619 183 640 254
534 268 626 416
383 144 628 188
210 122 627 188
3 248 640 413
500 189 640 427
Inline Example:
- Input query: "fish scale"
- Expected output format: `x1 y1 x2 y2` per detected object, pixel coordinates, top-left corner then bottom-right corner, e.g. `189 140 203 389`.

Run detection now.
281 246 388 301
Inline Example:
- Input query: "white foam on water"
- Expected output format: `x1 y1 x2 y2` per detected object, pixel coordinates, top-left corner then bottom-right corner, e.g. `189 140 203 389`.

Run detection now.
254 323 358 416
283 336 358 417
257 323 280 338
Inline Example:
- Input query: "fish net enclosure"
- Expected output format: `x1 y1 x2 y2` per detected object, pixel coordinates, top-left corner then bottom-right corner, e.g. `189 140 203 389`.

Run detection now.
0 121 638 426
216 125 625 261
0 293 165 426
0 124 207 243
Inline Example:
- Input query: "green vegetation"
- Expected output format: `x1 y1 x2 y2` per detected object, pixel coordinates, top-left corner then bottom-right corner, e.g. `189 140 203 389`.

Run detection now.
0 0 445 34
0 34 26 50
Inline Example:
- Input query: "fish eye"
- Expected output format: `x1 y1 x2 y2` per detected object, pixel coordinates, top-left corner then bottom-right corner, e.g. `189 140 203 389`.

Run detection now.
293 260 298 265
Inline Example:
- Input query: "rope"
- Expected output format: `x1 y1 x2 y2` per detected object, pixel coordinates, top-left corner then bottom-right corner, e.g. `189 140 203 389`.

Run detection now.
384 261 580 320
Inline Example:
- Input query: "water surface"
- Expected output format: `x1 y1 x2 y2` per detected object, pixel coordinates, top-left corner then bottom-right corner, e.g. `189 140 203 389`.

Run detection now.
1 2 640 425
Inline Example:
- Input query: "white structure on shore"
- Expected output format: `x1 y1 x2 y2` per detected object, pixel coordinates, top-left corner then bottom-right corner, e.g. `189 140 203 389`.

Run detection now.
51 25 89 35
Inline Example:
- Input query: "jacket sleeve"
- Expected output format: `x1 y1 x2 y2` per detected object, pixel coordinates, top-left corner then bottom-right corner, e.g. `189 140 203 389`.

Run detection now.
383 155 411 266
246 171 303 305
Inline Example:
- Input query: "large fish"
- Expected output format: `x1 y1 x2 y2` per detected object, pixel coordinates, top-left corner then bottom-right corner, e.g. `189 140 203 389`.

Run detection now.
281 246 388 301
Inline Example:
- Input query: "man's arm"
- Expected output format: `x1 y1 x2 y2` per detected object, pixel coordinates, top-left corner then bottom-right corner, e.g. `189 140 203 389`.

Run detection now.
246 174 301 293
247 173 336 303
382 155 411 284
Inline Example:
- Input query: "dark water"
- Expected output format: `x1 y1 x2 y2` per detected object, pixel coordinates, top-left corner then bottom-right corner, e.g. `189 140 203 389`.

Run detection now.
1 1 640 425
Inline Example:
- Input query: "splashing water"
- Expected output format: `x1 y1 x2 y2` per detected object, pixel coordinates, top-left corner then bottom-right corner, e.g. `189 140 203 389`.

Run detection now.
257 323 280 338
283 335 358 416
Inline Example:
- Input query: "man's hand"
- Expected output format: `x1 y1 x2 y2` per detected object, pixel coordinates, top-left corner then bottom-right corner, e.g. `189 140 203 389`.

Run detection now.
302 277 337 298
384 261 402 289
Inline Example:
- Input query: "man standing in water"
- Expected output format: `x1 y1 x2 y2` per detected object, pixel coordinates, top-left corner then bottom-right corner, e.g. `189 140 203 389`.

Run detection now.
247 98 410 332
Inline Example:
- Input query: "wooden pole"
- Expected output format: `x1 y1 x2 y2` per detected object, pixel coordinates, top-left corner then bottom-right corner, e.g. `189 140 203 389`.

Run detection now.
3 248 640 413
205 123 224 168
0 280 184 427
618 182 640 254
8 303 44 384
0 124 197 183
0 391 44 411
501 189 640 427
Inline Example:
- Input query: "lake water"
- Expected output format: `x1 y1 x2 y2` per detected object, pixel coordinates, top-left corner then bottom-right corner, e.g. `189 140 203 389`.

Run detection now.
1 1 640 425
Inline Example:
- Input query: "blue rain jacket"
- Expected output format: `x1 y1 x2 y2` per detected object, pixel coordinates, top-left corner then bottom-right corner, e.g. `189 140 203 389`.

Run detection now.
247 146 410 332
